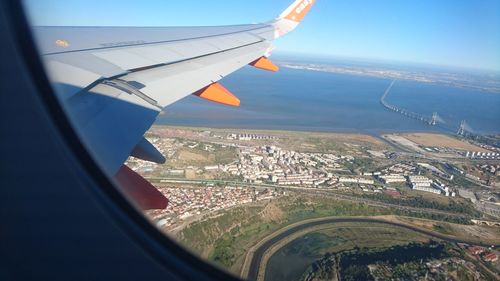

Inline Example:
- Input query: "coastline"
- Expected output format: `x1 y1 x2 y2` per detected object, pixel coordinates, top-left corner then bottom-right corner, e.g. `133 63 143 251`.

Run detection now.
151 124 472 138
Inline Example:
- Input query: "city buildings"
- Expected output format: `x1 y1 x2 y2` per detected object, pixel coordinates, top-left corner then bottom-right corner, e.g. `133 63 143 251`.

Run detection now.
148 186 281 230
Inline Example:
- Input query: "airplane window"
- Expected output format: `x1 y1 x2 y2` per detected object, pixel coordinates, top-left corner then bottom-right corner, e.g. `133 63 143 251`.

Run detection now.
21 0 500 280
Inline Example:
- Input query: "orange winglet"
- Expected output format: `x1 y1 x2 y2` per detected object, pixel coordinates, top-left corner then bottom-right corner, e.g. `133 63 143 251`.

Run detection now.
114 165 168 210
194 83 240 107
283 0 316 22
250 57 279 72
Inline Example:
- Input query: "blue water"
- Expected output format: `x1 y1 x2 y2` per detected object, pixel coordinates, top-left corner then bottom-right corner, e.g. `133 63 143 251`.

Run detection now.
157 66 500 134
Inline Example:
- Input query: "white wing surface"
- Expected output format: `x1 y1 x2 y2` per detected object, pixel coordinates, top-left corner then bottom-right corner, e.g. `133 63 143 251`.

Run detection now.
30 0 316 209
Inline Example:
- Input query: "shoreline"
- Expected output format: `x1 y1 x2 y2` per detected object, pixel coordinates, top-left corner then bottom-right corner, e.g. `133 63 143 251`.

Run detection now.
152 124 494 137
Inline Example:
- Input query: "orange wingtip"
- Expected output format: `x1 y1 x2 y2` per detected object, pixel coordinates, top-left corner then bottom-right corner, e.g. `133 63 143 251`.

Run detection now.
194 83 240 107
250 57 279 72
284 0 316 22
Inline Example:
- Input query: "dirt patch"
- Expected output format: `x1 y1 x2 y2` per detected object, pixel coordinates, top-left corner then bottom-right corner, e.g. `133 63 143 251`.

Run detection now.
184 169 197 179
177 150 207 161
450 224 500 242
260 203 284 223
316 133 385 145
402 133 489 152
395 216 500 244
384 134 426 153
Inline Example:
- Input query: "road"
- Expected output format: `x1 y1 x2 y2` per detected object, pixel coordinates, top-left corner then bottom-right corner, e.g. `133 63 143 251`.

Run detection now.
246 217 500 281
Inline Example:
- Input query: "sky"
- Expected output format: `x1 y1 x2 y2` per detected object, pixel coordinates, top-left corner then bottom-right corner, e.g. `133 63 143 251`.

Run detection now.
23 0 500 71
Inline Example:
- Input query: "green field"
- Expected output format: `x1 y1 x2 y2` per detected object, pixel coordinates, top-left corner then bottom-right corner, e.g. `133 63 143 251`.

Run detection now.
167 140 237 168
176 195 411 273
178 196 389 269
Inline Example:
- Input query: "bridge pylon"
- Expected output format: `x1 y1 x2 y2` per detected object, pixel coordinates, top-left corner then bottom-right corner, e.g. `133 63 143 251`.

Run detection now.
457 120 466 136
430 112 438 126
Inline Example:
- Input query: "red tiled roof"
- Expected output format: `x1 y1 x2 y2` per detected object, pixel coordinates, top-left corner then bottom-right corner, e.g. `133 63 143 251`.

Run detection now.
468 246 485 254
384 190 401 196
484 253 498 261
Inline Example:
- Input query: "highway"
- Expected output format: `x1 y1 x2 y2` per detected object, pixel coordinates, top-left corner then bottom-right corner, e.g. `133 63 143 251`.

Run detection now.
246 217 500 281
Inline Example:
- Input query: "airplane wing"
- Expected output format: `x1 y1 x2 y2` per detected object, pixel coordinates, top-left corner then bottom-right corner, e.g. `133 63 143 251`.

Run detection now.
30 0 316 210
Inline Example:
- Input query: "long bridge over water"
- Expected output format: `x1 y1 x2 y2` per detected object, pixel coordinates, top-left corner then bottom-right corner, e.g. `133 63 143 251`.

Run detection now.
381 80 469 135
381 80 439 126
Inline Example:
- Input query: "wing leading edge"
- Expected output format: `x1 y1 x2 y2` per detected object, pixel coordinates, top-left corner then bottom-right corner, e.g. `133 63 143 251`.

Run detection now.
31 0 316 210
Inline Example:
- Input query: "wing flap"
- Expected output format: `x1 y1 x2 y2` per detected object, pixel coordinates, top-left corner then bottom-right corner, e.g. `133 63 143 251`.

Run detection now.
120 41 270 108
93 49 159 71
42 26 272 102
